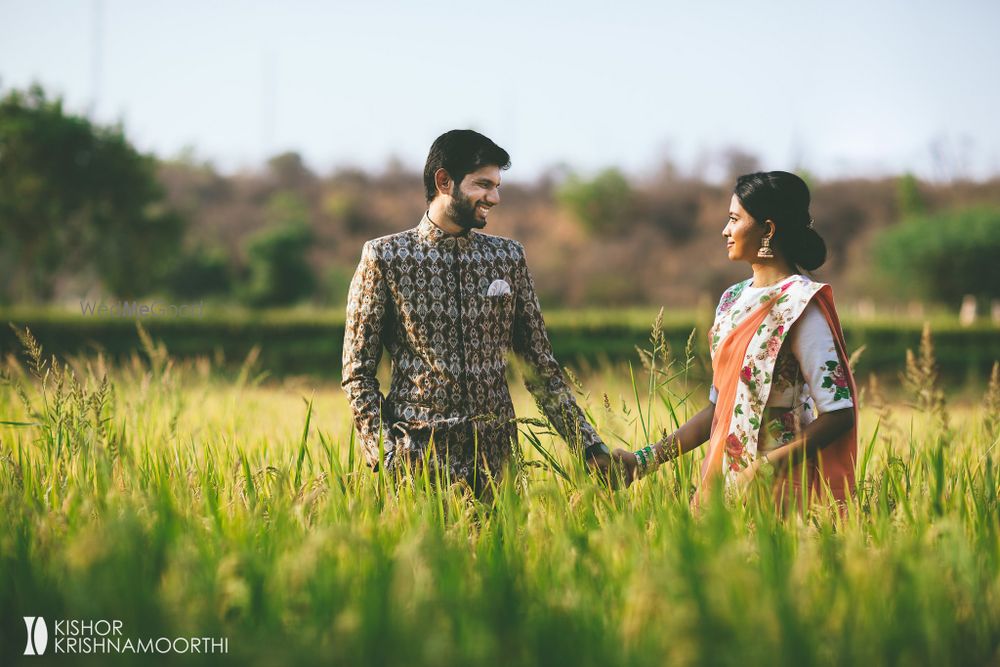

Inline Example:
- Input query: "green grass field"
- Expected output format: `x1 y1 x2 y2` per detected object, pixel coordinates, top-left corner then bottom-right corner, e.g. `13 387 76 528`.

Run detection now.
1 325 999 666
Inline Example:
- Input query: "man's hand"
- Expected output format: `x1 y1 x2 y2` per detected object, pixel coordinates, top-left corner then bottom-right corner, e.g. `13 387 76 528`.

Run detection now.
584 449 613 484
584 444 637 489
587 447 638 489
610 448 639 488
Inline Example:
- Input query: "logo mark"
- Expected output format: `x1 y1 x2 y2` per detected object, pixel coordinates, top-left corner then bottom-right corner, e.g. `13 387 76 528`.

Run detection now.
23 616 48 655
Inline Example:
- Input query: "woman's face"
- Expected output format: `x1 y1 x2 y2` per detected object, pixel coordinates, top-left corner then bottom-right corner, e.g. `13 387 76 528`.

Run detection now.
723 194 769 263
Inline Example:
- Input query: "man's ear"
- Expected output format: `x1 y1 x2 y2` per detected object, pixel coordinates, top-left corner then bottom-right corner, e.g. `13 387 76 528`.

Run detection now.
434 168 453 197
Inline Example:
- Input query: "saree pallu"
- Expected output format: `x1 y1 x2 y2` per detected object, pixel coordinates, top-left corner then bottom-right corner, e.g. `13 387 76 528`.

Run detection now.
698 276 858 508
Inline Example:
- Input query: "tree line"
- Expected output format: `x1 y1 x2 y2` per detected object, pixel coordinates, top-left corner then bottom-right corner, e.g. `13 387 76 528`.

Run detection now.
3 83 1000 310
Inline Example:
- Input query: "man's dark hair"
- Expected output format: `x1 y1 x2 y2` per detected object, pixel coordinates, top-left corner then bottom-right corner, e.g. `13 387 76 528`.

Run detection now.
423 130 511 203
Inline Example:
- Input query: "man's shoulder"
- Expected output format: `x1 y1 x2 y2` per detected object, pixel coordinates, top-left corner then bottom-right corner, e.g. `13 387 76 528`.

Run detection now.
474 232 524 257
363 228 420 256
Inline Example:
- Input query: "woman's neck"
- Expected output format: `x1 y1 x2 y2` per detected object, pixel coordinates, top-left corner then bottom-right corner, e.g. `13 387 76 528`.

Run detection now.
749 258 796 288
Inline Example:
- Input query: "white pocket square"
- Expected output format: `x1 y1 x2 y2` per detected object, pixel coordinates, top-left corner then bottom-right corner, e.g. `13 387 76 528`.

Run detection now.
487 279 511 297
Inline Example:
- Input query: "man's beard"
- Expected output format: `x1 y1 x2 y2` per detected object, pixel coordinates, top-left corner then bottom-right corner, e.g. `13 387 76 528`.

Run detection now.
448 189 486 230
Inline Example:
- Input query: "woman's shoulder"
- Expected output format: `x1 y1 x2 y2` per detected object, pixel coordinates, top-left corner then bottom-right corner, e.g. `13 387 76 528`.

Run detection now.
716 278 754 313
721 277 758 299
784 273 831 297
783 273 820 287
716 274 831 315
723 273 821 294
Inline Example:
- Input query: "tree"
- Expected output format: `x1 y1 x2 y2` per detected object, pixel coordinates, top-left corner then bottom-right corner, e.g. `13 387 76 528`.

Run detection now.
874 207 1000 305
896 173 926 218
238 192 316 307
163 245 232 300
0 84 184 301
267 151 315 190
557 168 634 235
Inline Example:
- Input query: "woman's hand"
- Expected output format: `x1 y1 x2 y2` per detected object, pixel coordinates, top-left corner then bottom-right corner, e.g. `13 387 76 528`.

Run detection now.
734 458 767 494
610 448 639 488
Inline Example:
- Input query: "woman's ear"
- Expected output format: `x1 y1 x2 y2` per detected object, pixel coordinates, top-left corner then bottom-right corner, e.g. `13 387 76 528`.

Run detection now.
434 168 452 197
764 219 776 239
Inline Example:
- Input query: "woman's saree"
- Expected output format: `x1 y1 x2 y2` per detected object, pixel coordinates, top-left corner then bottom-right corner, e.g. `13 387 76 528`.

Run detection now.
698 276 858 507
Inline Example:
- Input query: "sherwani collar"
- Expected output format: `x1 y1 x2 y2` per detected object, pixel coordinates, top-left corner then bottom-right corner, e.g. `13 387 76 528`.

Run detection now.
418 211 475 250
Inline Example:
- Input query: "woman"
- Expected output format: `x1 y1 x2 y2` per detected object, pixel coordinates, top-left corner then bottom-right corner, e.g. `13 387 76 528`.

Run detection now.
614 171 857 508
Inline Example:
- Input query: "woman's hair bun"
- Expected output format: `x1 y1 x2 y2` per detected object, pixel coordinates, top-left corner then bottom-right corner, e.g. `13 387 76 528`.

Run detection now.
734 171 827 272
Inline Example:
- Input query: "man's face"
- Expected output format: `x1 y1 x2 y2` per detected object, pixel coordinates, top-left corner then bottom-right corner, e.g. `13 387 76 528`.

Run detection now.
448 165 502 230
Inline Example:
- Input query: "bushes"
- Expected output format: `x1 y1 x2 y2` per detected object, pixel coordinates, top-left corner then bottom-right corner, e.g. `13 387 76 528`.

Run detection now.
557 168 635 235
239 222 316 307
238 193 318 308
874 207 1000 305
1 309 996 382
164 245 232 300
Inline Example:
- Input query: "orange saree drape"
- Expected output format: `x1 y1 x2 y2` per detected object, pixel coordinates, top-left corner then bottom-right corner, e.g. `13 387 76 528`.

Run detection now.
698 285 858 507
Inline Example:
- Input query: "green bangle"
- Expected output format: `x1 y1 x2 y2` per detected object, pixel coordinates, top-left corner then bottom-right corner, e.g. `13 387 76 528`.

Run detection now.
634 444 656 478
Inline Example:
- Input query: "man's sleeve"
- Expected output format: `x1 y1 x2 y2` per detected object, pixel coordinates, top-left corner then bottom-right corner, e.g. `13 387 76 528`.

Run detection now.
510 243 609 457
342 240 394 469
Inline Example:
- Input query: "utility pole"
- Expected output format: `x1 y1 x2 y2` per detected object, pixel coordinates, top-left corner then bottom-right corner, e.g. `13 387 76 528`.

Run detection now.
261 50 276 160
90 0 103 117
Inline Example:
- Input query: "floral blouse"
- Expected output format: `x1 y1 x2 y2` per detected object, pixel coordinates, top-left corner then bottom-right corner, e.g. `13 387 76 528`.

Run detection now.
708 280 854 415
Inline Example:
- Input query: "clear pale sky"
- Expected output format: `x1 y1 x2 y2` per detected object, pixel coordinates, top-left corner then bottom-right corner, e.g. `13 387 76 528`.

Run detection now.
2 0 999 181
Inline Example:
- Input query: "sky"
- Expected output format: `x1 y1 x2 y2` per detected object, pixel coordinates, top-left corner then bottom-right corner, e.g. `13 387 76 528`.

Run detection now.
2 0 999 182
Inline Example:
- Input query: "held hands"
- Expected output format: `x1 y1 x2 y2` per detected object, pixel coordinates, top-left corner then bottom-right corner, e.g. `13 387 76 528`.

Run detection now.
610 439 670 488
587 449 634 490
610 448 639 488
585 448 639 489
602 438 680 490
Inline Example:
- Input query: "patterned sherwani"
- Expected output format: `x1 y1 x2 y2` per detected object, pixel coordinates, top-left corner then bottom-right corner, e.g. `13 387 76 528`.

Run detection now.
342 213 607 489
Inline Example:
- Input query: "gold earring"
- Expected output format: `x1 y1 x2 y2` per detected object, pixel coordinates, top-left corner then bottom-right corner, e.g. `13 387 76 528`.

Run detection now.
757 235 774 259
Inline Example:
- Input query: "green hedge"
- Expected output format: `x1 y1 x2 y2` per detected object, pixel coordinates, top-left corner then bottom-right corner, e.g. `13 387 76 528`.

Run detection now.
2 307 998 383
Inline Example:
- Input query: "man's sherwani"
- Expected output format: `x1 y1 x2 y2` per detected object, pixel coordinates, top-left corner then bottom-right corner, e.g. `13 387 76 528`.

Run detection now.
342 213 606 487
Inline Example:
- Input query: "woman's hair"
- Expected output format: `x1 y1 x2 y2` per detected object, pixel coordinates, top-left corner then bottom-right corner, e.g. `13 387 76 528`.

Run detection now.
734 171 826 272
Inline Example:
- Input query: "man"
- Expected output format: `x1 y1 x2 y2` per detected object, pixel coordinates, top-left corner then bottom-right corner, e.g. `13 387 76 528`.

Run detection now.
342 129 611 494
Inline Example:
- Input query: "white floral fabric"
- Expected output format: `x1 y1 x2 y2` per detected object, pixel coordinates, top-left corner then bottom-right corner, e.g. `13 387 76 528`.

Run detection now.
709 281 854 413
705 275 854 485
